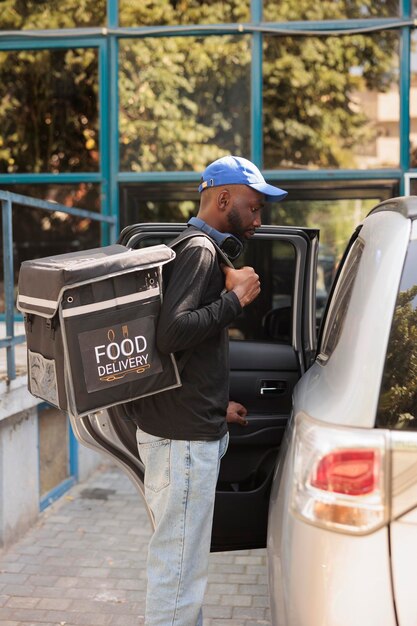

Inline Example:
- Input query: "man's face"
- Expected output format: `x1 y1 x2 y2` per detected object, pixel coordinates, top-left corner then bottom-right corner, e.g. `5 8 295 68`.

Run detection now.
226 186 265 239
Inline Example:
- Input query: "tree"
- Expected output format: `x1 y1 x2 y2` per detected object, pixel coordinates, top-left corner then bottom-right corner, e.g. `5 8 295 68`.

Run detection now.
0 0 103 173
0 0 105 30
377 285 417 429
119 33 251 172
118 0 399 172
0 0 400 174
0 45 99 174
263 0 398 168
0 0 104 293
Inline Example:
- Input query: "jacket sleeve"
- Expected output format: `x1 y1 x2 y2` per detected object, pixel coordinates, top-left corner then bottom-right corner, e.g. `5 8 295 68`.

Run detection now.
156 240 242 354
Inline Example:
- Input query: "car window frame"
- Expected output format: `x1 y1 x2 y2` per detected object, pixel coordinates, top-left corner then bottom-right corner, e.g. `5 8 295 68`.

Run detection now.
316 225 363 363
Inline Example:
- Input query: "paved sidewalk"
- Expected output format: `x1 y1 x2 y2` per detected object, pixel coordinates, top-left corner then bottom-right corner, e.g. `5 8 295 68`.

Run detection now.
0 466 271 626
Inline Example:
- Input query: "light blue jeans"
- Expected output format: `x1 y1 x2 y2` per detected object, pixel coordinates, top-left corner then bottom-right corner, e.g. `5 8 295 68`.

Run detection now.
136 428 229 626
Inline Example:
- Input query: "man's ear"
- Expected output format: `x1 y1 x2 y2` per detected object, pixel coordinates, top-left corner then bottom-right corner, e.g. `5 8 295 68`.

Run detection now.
217 189 231 211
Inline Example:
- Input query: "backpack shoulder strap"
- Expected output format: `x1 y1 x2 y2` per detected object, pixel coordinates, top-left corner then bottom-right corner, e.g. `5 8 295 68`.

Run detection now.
168 230 235 268
166 229 234 374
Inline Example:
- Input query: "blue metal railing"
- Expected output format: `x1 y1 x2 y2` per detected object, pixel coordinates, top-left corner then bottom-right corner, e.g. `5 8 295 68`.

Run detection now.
0 189 117 383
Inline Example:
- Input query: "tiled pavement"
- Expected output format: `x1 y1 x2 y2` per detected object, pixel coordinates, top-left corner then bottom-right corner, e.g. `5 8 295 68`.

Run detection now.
0 466 271 626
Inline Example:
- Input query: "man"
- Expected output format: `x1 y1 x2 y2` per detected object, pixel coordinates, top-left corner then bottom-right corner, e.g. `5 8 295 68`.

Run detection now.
127 155 287 625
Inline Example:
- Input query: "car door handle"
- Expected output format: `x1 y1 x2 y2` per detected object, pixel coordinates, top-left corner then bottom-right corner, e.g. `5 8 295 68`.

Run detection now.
260 380 287 396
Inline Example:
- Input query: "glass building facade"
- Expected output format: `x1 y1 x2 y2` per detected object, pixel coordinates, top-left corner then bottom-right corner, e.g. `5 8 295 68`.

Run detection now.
0 0 416 281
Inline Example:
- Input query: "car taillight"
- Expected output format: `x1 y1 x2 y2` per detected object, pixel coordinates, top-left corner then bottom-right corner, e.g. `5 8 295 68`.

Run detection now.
311 449 379 496
291 413 389 535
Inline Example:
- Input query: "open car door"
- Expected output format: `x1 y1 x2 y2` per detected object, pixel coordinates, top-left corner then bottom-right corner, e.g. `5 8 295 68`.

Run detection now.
69 223 318 551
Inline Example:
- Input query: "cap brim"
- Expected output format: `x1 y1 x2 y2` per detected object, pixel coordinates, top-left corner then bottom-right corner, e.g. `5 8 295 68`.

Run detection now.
249 182 288 202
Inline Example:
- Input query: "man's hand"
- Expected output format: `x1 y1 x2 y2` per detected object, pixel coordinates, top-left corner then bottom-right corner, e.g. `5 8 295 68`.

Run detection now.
226 401 248 426
222 265 260 307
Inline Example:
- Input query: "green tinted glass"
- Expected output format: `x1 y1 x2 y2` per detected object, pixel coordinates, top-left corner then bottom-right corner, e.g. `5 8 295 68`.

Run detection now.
119 36 251 172
263 0 399 21
0 48 99 174
269 196 377 321
119 0 250 26
263 32 400 170
0 0 105 29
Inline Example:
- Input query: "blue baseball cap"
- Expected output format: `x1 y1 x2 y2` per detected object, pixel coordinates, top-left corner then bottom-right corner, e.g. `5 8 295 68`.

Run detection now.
198 156 287 202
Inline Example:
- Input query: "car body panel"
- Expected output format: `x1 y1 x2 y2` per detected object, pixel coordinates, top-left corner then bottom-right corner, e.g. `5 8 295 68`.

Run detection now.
268 203 417 625
390 514 417 626
295 210 410 430
269 420 398 626
390 431 417 520
386 220 417 626
269 506 396 626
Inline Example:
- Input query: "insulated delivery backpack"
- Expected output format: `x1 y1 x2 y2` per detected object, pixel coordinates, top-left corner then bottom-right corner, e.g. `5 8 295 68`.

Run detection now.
17 244 181 417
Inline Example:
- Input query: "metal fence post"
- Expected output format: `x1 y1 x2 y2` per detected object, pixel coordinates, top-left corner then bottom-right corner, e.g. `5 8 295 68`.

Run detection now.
0 189 116 383
1 196 16 381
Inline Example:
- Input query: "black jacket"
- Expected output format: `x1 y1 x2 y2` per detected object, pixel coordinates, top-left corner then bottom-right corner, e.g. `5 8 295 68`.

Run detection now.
127 233 241 440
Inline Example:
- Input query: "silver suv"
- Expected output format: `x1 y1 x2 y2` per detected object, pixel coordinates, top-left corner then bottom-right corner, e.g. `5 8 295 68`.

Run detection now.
269 196 417 626
70 196 417 626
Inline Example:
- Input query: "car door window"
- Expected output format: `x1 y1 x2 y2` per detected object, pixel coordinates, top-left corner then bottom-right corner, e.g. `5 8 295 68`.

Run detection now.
229 239 296 344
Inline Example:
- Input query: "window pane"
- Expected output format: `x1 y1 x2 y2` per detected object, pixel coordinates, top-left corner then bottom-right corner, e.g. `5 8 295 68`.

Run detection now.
269 196 377 322
269 197 375 257
263 32 400 170
229 239 296 343
263 0 399 21
411 31 417 167
0 48 99 173
0 184 101 313
0 0 106 29
376 240 417 430
119 0 250 26
121 188 199 227
119 36 251 172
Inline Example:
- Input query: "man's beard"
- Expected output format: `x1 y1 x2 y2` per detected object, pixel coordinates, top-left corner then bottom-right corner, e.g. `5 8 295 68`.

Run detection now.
226 206 246 239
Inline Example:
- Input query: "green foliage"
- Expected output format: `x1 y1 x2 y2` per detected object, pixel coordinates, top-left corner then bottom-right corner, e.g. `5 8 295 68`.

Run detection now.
119 0 399 171
119 0 250 27
263 0 398 21
0 0 105 29
377 286 417 429
0 47 99 173
263 30 398 169
119 34 251 171
0 0 104 173
0 0 400 174
270 198 374 259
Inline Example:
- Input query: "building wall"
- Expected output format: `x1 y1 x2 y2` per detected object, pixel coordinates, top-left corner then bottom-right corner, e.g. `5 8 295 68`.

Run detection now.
0 404 39 548
355 84 417 168
0 376 105 548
